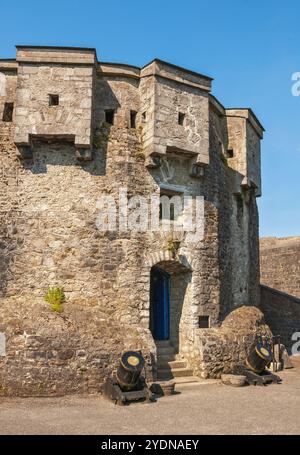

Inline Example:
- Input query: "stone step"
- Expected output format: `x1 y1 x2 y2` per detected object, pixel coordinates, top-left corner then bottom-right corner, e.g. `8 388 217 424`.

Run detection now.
174 377 221 388
155 340 173 347
157 367 194 379
156 346 175 356
155 376 220 393
157 360 187 369
157 354 176 363
171 376 202 385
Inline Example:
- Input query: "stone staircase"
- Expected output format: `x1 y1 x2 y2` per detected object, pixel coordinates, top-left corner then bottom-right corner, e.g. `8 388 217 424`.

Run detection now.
156 340 200 385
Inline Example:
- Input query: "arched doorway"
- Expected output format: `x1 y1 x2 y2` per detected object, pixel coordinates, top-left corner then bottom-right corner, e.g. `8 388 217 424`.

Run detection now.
149 260 192 353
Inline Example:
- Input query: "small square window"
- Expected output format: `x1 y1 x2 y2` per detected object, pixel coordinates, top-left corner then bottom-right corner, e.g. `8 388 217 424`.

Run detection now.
226 149 234 158
49 94 59 106
105 109 115 125
198 315 210 328
178 112 185 126
2 102 14 122
130 110 137 128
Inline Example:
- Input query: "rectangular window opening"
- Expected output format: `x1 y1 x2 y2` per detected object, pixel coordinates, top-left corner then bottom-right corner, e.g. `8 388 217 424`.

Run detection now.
236 194 244 227
142 111 147 122
49 94 59 106
226 149 234 158
130 110 137 128
159 200 175 221
159 191 183 222
105 109 115 125
2 102 14 122
198 315 210 329
178 112 185 126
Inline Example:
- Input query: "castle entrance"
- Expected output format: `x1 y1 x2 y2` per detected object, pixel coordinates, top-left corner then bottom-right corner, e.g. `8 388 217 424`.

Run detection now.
149 260 192 352
150 266 170 340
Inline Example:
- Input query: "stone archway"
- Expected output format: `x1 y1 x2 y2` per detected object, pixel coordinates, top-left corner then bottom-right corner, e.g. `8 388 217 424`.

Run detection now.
148 253 193 354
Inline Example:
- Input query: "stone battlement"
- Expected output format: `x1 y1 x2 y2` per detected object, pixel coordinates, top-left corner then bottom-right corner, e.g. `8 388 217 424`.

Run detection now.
1 45 263 192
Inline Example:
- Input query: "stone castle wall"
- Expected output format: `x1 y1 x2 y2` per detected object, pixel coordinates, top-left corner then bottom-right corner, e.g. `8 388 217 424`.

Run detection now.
260 237 300 298
260 285 300 352
259 237 300 353
0 46 264 394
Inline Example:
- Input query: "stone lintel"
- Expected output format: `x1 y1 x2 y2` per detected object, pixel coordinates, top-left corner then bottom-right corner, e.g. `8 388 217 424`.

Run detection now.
159 182 186 194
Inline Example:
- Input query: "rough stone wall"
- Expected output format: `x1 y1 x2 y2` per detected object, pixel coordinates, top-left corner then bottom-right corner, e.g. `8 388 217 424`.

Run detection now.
0 297 155 396
260 237 300 352
140 60 211 166
14 64 93 147
208 108 260 314
260 237 300 298
153 76 209 158
260 285 300 352
0 49 264 393
182 306 271 379
226 111 262 196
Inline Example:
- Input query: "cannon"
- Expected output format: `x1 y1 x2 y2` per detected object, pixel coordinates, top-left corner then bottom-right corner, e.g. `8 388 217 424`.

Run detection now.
102 351 155 405
243 339 281 386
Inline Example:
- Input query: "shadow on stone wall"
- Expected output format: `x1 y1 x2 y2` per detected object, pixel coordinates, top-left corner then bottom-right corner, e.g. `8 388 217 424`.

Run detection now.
0 216 20 297
21 137 109 176
260 285 300 353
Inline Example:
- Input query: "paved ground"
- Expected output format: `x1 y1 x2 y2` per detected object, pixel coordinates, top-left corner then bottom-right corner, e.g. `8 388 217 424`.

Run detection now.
1 357 300 435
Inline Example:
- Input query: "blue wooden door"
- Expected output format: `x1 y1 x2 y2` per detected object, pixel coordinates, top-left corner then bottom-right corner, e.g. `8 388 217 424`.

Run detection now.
150 267 170 340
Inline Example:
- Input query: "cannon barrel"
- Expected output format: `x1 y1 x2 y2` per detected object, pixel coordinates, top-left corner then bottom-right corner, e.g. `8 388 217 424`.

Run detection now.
116 351 145 391
246 341 273 374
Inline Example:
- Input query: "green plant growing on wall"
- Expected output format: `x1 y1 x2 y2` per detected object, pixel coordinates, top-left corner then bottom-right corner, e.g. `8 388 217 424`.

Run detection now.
134 147 145 160
219 152 228 167
167 237 181 258
44 287 65 313
92 135 102 149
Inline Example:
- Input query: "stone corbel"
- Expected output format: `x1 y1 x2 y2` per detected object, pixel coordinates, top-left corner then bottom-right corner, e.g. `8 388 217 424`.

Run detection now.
16 145 33 160
190 163 204 178
145 155 161 169
241 176 250 190
75 148 93 161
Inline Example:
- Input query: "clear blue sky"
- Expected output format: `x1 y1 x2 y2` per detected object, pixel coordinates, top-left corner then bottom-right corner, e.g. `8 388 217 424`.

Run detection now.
1 0 299 237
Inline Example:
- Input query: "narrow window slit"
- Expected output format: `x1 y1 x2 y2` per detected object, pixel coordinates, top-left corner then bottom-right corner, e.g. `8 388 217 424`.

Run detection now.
105 109 115 125
130 110 137 128
2 102 14 122
178 112 185 126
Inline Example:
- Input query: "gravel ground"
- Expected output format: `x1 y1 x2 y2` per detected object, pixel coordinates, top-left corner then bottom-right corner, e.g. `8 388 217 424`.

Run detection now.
0 357 300 435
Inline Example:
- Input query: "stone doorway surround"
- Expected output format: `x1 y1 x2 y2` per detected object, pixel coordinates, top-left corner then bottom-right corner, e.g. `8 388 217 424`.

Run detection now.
145 250 193 355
